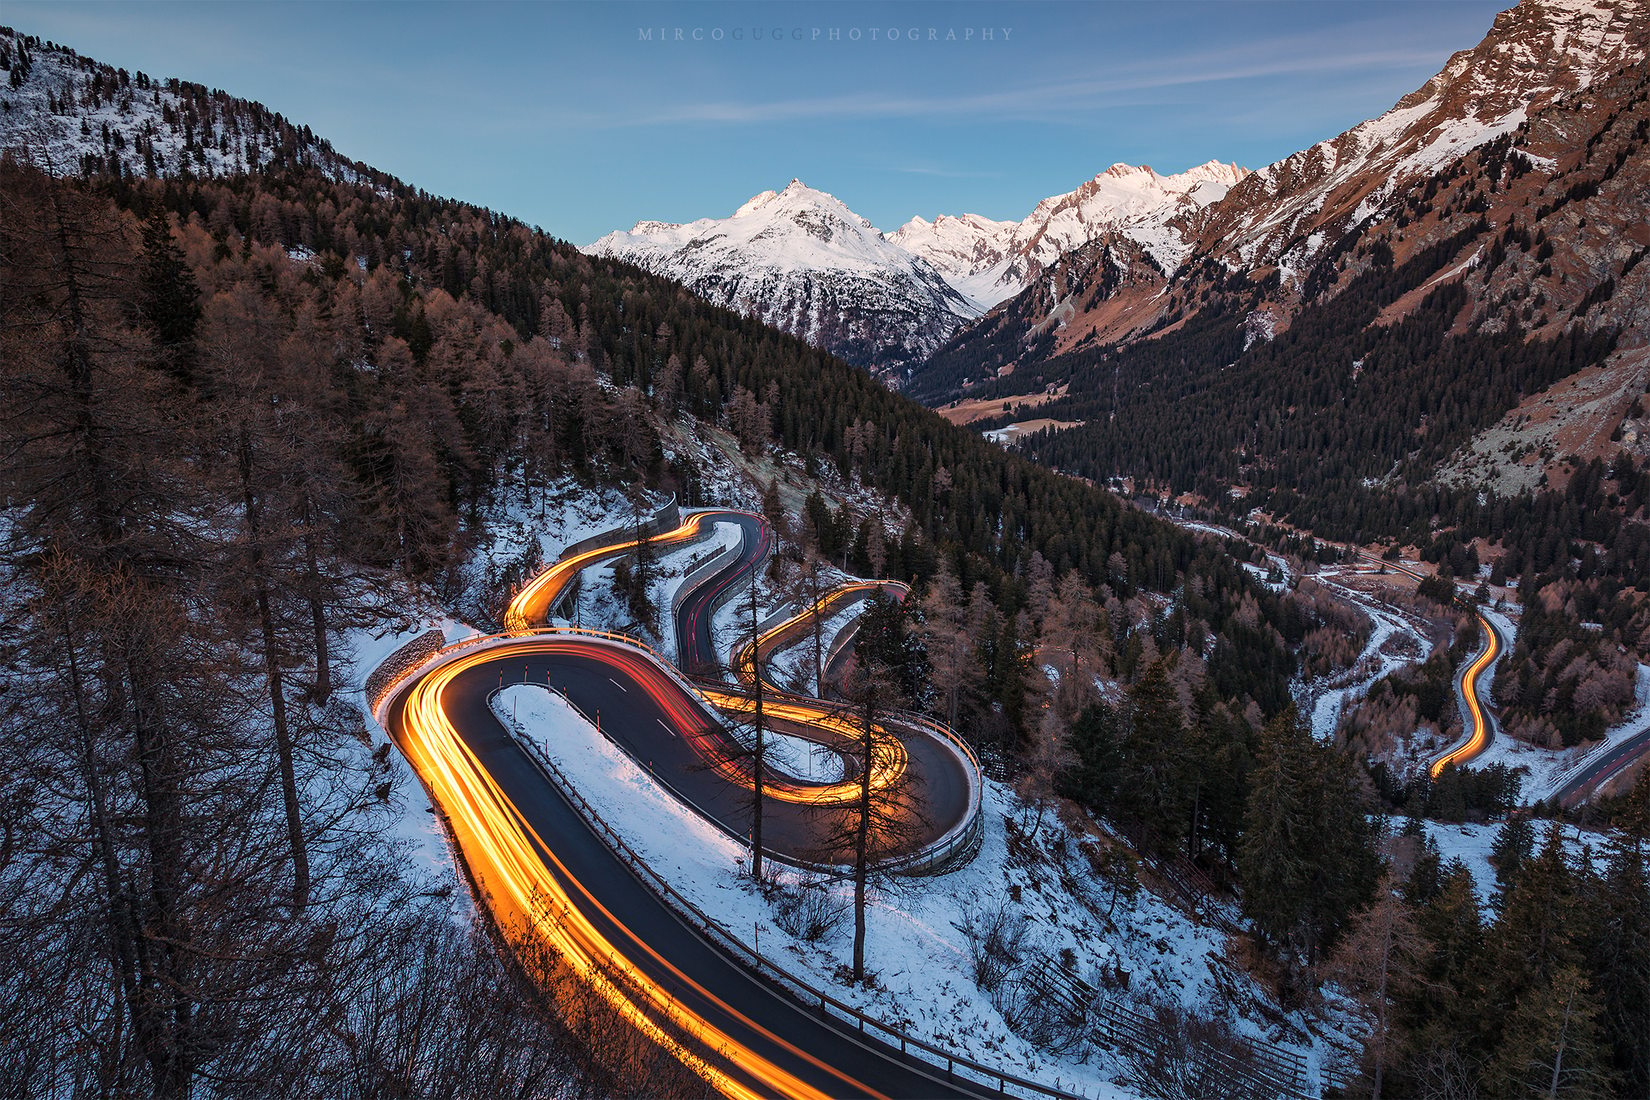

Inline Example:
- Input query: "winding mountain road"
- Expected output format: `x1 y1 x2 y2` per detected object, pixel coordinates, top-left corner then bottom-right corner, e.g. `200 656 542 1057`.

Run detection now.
1348 551 1502 777
1430 607 1503 779
374 506 1001 1099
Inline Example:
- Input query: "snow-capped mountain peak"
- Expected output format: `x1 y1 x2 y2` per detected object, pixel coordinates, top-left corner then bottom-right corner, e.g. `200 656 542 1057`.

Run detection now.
1197 0 1649 271
890 160 1251 311
588 158 1253 367
584 182 980 375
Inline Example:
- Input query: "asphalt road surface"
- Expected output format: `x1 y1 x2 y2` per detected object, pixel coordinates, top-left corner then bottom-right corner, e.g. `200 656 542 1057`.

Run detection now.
378 509 998 1098
384 637 1002 1098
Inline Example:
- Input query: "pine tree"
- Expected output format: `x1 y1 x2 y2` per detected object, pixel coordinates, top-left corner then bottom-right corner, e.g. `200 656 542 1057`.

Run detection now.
1328 875 1424 1100
917 561 972 730
1491 823 1582 1008
1058 700 1124 815
1591 832 1650 1095
1117 657 1192 857
1238 708 1378 967
1397 859 1485 1087
1486 966 1619 1099
138 207 201 384
1491 811 1537 899
1401 827 1444 909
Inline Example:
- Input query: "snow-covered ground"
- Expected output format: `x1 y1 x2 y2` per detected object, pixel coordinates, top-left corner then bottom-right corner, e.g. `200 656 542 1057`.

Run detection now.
1240 559 1292 594
493 684 1354 1099
1298 570 1436 742
473 478 668 588
0 32 372 185
764 599 865 695
1421 818 1601 912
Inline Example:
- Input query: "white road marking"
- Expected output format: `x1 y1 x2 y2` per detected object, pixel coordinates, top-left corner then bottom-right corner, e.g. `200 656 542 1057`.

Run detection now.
609 677 628 692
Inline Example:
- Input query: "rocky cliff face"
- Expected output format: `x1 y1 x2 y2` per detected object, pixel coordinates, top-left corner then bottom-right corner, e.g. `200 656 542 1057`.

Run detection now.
1193 0 1648 289
911 0 1650 464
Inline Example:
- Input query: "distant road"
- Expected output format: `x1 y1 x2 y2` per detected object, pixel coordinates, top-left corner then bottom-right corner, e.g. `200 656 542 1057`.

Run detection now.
1350 552 1650 804
1552 717 1650 807
1431 608 1503 778
1348 550 1501 776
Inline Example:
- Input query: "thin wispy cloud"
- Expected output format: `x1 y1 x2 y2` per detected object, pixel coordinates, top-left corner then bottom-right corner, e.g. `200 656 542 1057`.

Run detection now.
4 0 1508 243
562 50 1436 129
893 165 1005 179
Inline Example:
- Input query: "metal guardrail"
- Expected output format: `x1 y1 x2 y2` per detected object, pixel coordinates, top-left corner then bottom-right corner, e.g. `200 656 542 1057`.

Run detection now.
556 493 679 562
493 683 1086 1100
669 528 746 620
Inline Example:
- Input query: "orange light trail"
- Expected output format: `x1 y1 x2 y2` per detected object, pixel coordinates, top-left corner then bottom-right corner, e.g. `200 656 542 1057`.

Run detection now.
1350 551 1501 779
729 581 898 694
504 519 911 804
1429 609 1501 778
397 644 892 1100
504 513 718 633
714 579 912 799
697 687 908 803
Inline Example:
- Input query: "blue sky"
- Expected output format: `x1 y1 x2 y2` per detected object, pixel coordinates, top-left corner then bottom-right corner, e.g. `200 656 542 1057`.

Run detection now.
10 1 1510 243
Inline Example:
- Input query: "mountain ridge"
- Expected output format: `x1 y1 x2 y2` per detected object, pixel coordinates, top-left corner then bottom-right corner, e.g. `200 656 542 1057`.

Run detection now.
585 159 1249 374
584 178 981 375
911 0 1650 430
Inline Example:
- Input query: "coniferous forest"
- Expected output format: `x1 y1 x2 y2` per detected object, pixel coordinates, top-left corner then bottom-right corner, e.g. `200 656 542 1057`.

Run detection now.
0 152 1336 1095
3 19 1649 1100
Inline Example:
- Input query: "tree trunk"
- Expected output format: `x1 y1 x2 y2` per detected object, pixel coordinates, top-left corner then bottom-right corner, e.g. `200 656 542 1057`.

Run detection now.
126 652 193 1099
257 578 310 913
240 434 309 912
749 586 765 882
811 586 825 695
300 495 330 702
56 591 144 1057
1548 986 1573 1100
852 692 874 981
